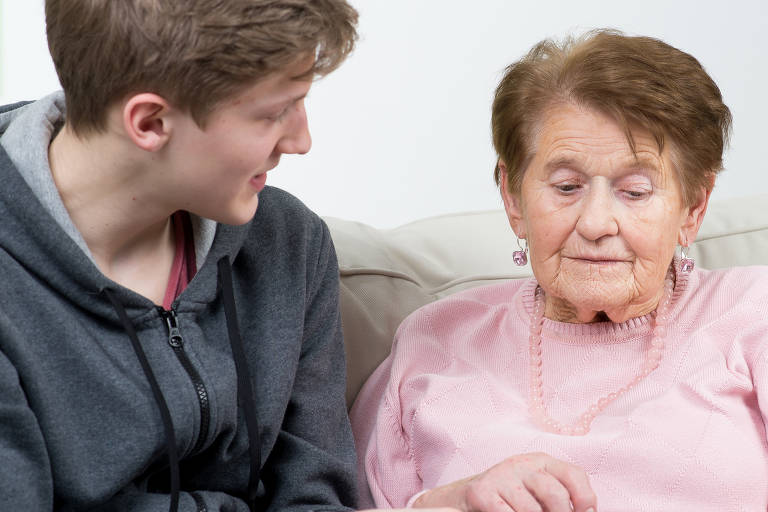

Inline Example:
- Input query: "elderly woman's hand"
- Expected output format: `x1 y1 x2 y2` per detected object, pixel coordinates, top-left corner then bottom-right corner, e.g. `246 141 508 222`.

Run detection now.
413 452 596 512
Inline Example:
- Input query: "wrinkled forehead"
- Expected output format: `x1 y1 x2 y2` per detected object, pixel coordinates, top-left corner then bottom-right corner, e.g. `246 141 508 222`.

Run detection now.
529 102 669 169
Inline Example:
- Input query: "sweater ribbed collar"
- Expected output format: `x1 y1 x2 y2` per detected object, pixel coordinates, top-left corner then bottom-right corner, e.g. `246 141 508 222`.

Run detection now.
516 261 692 345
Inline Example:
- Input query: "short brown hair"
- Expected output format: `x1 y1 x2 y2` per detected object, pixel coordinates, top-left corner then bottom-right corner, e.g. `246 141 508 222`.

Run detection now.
46 0 358 135
491 30 731 206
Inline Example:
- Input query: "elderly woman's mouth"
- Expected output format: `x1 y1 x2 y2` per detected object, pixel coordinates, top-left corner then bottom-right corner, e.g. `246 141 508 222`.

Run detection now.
564 256 631 265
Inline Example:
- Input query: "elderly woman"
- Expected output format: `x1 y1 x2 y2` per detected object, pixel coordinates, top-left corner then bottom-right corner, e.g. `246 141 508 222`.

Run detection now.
350 30 768 512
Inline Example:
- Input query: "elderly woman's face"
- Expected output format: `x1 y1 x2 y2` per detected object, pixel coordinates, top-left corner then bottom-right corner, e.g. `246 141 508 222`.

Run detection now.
502 103 708 323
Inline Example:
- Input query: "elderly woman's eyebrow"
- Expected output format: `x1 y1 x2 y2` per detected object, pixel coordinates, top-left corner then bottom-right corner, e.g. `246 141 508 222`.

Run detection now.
623 156 662 175
544 157 582 173
542 155 662 177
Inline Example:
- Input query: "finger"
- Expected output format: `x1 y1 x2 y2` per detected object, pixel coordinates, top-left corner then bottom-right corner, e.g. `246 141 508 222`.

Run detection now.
463 480 517 512
523 468 572 512
497 482 544 512
544 460 597 512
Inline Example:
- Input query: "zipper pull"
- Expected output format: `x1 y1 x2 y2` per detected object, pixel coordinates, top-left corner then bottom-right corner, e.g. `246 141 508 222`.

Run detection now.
162 309 184 348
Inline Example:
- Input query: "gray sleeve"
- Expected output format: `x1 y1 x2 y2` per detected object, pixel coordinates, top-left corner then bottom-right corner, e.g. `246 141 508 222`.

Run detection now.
0 350 53 509
259 220 358 512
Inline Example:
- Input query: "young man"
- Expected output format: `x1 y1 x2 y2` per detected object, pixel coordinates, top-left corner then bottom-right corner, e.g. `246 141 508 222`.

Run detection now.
0 1 358 510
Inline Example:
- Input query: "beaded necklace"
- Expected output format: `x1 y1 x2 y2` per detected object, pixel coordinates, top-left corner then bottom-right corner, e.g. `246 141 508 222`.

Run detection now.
527 268 675 436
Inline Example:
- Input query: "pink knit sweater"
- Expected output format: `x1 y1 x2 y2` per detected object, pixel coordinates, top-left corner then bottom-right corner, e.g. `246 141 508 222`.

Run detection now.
350 265 768 511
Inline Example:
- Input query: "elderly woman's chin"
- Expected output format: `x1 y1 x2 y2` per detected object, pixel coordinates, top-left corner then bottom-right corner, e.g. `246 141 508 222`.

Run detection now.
542 259 656 323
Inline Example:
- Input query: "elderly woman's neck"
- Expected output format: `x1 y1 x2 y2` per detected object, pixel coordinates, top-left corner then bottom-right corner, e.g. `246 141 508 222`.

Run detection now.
543 289 666 324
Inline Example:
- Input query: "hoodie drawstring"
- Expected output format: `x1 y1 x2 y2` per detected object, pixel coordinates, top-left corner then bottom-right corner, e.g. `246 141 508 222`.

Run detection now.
103 255 260 512
103 288 181 512
218 256 261 511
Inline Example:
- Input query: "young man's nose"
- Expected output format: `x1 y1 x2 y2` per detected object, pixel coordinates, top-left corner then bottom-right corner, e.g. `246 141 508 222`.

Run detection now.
277 103 312 155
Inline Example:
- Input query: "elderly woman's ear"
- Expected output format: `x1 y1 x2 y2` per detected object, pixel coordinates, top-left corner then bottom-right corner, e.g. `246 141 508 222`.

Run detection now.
498 160 527 239
678 179 714 247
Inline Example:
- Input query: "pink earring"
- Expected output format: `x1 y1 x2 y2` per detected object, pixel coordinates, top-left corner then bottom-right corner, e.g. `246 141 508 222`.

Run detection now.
680 245 694 273
513 238 528 266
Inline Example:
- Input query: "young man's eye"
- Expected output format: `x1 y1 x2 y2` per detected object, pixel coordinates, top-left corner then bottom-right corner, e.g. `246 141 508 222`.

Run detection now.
267 108 288 122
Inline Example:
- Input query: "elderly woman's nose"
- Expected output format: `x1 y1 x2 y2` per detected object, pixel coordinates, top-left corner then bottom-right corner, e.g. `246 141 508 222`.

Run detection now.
575 186 619 241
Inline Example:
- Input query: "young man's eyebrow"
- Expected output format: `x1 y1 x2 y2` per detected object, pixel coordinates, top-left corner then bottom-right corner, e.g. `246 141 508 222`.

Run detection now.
260 93 308 112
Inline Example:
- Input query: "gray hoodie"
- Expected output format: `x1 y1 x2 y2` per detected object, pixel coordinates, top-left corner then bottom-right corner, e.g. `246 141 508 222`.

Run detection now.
0 94 357 511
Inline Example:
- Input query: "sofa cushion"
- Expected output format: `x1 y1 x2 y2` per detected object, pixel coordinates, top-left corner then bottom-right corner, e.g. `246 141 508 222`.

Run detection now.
326 193 768 407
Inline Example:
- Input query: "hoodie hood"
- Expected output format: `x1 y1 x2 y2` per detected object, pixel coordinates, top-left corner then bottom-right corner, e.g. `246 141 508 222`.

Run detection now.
0 93 91 258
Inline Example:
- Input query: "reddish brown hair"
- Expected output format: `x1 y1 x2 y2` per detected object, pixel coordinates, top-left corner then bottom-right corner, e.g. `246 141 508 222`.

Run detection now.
46 0 358 134
491 30 731 206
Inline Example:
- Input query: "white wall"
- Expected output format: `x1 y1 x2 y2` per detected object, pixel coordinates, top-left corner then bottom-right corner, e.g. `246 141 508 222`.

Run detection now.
0 2 59 102
2 0 766 227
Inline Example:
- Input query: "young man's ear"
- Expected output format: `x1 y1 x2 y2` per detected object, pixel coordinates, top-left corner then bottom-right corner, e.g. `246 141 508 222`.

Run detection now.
678 177 714 247
498 160 527 239
122 93 173 152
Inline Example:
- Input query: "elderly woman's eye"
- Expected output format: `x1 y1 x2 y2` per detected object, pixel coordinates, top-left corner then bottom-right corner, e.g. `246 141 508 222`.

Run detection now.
555 183 580 194
623 189 650 199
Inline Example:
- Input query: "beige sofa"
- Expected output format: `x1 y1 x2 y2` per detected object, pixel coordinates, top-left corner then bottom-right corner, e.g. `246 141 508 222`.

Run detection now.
325 193 768 408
